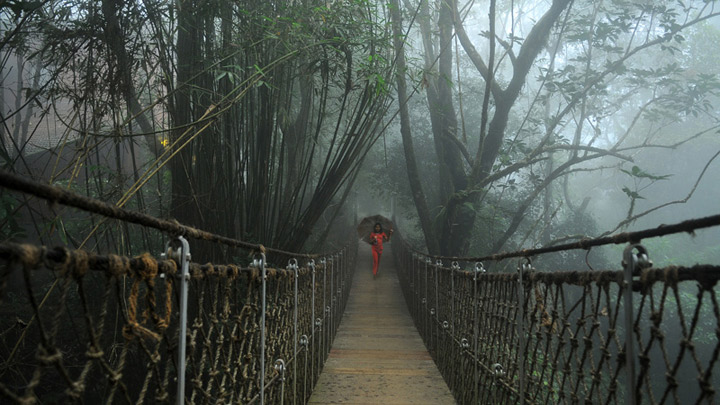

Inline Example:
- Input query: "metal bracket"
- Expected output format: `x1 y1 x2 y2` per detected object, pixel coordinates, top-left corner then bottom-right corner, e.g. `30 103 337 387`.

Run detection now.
492 363 505 377
274 359 286 405
274 359 286 381
474 262 486 279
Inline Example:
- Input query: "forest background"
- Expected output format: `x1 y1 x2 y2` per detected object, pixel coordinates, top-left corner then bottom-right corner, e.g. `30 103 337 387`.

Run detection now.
1 0 719 268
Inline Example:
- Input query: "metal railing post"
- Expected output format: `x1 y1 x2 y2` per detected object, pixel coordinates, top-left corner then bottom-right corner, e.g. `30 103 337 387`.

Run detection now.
434 260 441 352
622 244 650 405
164 236 190 405
309 259 316 384
321 257 327 364
518 259 530 405
414 253 419 318
424 257 430 343
253 253 267 405
288 259 299 405
300 334 309 400
451 262 458 335
330 255 335 340
450 261 459 390
474 262 484 405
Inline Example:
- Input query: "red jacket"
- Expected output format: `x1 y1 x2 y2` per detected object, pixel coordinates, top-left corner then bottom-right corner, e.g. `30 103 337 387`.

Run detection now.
370 232 388 251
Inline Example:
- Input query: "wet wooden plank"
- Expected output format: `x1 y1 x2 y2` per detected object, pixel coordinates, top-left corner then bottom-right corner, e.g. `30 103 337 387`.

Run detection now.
308 243 456 404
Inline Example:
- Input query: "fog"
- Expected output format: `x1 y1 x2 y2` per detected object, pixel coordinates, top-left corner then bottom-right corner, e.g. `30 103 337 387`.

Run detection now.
0 1 718 403
353 0 720 268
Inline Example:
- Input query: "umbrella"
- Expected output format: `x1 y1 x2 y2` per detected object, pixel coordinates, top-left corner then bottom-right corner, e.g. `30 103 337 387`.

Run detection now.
357 215 394 244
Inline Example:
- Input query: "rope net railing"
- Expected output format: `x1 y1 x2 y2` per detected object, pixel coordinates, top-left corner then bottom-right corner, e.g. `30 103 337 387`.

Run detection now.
393 223 720 405
0 243 355 404
0 170 358 404
0 240 355 404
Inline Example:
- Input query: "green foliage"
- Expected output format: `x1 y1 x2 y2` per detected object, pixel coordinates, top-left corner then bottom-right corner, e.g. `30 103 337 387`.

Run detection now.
640 233 720 265
620 165 671 202
620 165 672 181
0 193 26 241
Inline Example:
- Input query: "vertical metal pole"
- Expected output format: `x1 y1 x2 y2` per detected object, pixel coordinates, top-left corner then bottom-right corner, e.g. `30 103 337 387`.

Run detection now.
330 255 335 346
435 260 441 352
309 260 316 383
289 259 299 405
300 335 308 401
254 253 267 405
451 262 458 334
330 256 335 338
415 254 419 317
622 244 648 405
321 257 327 363
336 253 341 333
517 260 528 405
450 261 458 391
474 262 484 405
415 255 419 318
425 258 430 341
173 236 190 405
338 252 344 318
354 190 358 226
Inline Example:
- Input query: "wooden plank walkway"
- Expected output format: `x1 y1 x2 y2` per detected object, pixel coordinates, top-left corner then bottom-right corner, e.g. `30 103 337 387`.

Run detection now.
308 242 456 404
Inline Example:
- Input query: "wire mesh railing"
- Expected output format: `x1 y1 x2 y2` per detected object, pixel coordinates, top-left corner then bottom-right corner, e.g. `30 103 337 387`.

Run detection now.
394 229 720 405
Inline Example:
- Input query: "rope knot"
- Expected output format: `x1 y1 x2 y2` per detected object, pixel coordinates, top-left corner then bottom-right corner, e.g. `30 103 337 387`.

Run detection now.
65 381 85 399
43 246 71 273
70 249 90 279
107 254 130 277
36 344 62 365
136 253 158 280
85 346 105 359
17 243 43 269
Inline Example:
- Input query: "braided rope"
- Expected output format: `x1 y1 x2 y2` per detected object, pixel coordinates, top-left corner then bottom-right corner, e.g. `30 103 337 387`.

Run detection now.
0 168 338 259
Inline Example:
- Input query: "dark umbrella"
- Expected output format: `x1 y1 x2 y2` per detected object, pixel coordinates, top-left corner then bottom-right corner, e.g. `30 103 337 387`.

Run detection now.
357 215 394 244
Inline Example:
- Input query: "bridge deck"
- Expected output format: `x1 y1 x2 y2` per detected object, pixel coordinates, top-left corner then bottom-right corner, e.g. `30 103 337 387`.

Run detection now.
309 242 455 404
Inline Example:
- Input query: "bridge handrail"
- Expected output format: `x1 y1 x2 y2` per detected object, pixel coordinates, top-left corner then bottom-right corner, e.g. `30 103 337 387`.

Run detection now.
392 225 720 404
0 240 356 404
0 168 357 404
0 168 337 258
400 212 720 262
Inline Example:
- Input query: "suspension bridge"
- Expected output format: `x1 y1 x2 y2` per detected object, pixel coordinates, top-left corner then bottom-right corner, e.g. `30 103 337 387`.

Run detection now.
0 169 719 404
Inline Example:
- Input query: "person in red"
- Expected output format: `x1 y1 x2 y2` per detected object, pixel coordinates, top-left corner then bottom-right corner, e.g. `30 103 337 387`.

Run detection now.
369 222 393 278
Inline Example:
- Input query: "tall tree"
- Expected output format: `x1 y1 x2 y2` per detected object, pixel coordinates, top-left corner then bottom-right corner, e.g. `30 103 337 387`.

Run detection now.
394 0 720 256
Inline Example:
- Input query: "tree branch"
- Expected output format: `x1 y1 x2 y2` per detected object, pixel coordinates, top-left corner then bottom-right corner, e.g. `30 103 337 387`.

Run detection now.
602 148 720 236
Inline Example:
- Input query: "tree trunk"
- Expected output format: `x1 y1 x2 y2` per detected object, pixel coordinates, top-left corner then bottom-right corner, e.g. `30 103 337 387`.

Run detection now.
431 0 573 256
101 0 159 157
390 0 440 254
170 0 201 227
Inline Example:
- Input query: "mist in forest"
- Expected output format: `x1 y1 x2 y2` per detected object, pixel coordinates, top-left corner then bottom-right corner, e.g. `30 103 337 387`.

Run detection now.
0 0 717 265
0 1 719 403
